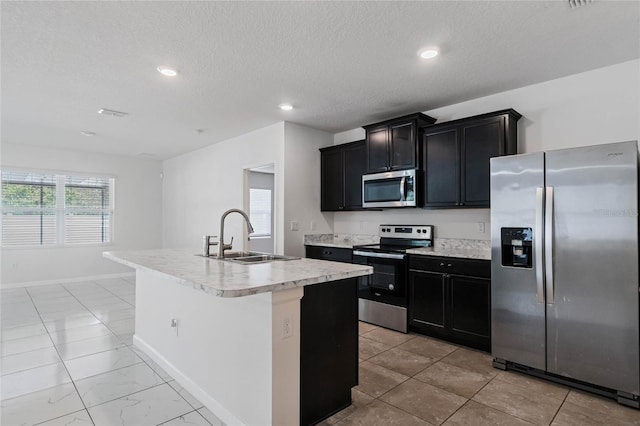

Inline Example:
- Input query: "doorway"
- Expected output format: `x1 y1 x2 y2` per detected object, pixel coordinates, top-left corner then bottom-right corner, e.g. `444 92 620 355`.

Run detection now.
247 165 275 253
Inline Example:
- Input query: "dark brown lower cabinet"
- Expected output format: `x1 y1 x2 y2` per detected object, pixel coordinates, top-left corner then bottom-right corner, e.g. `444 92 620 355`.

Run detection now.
408 255 490 351
300 278 358 425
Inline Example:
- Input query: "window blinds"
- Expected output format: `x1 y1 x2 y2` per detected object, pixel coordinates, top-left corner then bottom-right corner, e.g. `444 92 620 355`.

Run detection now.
1 171 114 246
249 188 272 237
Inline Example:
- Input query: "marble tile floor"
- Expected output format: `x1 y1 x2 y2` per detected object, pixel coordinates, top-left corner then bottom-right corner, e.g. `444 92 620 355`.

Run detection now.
1 277 223 426
2 278 639 426
320 322 640 426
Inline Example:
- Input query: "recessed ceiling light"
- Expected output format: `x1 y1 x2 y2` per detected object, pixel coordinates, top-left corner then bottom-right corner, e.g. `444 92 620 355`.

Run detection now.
418 48 439 59
98 108 128 117
157 66 178 77
279 103 294 111
80 131 96 137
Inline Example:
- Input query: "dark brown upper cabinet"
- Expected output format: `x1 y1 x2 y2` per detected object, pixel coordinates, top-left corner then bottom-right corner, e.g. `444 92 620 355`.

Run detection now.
363 113 437 173
320 140 367 211
421 109 521 208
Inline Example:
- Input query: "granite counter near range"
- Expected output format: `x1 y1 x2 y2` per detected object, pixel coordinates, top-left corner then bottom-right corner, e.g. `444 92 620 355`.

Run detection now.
406 246 491 260
304 234 491 260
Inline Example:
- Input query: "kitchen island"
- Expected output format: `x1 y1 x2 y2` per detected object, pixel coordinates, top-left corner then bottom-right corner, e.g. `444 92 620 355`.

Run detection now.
104 249 372 426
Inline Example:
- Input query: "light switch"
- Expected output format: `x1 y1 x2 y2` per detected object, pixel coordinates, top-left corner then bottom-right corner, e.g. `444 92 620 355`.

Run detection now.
290 221 299 231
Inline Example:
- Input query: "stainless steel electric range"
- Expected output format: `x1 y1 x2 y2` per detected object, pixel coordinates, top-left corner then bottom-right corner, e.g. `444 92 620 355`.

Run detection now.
353 224 433 333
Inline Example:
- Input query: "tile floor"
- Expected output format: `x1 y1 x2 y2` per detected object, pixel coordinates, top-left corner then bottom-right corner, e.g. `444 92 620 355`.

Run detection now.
1 277 222 426
320 322 640 426
1 278 639 426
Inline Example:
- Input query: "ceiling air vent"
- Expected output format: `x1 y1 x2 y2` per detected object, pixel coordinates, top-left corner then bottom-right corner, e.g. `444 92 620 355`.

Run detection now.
98 108 129 117
569 0 593 8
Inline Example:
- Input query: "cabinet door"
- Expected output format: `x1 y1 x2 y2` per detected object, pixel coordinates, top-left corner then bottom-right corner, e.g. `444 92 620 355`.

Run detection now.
423 127 459 207
343 142 366 209
321 148 344 211
449 274 490 341
460 116 505 206
409 271 446 329
389 121 416 170
366 126 389 173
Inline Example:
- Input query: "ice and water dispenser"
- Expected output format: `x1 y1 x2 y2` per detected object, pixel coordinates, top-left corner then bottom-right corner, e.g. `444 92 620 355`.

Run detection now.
501 228 533 268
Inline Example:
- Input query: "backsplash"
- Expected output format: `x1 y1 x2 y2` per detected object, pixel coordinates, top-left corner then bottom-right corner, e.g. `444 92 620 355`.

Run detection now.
433 238 491 251
304 234 379 246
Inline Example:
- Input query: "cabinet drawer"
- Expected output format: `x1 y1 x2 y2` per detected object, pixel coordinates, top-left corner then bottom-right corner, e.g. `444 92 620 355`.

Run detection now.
306 245 353 263
409 255 490 278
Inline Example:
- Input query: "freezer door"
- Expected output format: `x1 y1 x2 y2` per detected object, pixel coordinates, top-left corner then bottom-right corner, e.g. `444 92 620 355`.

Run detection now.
490 152 546 370
545 141 639 395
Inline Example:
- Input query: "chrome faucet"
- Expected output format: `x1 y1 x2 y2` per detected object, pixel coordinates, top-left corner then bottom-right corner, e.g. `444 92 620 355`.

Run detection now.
218 208 255 259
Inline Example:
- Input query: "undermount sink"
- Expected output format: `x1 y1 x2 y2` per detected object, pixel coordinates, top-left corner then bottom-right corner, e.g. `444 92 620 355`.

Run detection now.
198 251 300 263
220 251 262 259
227 254 300 264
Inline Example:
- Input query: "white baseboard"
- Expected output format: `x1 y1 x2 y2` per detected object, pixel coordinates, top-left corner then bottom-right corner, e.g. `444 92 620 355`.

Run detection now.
132 335 244 426
1 272 135 289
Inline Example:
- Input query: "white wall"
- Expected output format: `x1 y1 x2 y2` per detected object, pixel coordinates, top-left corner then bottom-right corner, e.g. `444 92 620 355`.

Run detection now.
162 122 286 253
1 143 163 285
283 122 334 257
332 60 640 239
161 121 333 257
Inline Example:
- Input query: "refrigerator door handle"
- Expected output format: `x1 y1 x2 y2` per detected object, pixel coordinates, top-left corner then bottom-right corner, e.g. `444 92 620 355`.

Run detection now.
535 187 545 303
545 186 555 304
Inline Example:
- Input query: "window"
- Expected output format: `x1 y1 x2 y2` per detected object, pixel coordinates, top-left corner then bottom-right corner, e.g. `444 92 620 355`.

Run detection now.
1 170 114 246
249 188 272 237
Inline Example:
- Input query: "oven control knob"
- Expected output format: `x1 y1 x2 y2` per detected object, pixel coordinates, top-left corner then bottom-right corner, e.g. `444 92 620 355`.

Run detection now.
382 228 386 232
386 228 391 232
416 229 421 233
388 284 395 291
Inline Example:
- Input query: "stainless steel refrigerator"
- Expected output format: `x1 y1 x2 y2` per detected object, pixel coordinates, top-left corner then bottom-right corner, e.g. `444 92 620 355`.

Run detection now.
490 140 639 408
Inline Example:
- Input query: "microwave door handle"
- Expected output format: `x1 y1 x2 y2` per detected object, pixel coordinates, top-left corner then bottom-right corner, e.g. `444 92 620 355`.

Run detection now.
399 177 406 201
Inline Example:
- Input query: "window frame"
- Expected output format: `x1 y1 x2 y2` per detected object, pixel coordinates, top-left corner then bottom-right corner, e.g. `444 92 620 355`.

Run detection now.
1 168 115 248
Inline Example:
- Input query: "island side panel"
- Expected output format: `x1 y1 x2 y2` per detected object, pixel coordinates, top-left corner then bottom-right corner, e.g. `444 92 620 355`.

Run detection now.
271 287 304 426
134 270 274 425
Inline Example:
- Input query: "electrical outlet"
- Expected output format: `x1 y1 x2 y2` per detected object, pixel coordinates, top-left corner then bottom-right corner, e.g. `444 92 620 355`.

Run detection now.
477 222 486 233
290 221 299 231
282 316 293 339
170 318 179 336
310 220 317 231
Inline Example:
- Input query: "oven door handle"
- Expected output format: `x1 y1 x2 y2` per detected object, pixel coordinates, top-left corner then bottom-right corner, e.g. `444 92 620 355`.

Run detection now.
353 250 406 260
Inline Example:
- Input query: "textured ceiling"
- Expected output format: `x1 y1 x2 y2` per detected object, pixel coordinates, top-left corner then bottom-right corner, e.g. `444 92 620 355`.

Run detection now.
2 1 639 160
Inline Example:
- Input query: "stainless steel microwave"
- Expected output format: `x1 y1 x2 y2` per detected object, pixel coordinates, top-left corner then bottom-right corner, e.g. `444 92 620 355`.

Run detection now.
362 169 417 208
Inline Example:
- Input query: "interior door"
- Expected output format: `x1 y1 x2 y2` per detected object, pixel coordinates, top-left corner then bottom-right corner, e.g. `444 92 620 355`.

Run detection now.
490 152 546 370
545 141 639 395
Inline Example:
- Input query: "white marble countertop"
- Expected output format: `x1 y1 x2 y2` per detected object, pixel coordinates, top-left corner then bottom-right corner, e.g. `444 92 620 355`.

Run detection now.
405 247 491 260
104 249 372 298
